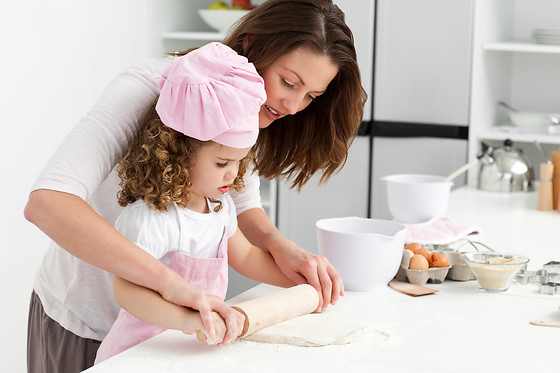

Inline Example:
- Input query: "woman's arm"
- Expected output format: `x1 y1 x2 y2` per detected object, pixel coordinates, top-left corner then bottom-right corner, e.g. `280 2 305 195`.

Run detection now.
228 228 295 288
236 208 343 311
24 189 243 344
113 277 234 345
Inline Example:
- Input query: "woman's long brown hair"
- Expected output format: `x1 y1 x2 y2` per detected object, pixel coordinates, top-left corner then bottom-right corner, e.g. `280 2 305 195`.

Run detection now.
177 0 366 190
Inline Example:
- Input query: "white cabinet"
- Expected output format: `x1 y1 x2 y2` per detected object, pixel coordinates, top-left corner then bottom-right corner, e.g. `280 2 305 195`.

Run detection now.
467 0 560 185
259 175 277 226
276 136 371 254
333 0 375 121
374 0 474 125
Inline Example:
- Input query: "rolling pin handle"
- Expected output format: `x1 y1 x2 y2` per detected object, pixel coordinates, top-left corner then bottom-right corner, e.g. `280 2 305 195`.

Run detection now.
196 330 208 343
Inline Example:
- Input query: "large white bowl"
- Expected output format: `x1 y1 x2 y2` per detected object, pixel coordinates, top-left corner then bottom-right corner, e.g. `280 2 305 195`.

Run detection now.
198 9 249 33
381 174 453 224
316 217 406 292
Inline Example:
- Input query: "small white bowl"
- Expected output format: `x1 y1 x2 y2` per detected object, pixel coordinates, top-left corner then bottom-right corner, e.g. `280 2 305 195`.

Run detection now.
198 9 249 33
316 217 406 292
381 174 453 224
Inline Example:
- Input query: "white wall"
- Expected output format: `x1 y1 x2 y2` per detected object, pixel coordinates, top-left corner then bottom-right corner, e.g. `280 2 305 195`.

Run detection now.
0 1 150 371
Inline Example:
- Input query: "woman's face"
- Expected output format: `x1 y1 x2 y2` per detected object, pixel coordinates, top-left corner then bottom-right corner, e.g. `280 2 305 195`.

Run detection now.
258 47 339 129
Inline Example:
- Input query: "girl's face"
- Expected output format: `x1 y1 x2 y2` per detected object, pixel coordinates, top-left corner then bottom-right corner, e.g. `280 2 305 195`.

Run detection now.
258 47 339 129
188 142 250 212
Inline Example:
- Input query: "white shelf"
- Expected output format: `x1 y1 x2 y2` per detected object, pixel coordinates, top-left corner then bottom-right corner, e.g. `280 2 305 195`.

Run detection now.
477 126 560 145
162 31 225 41
483 41 560 54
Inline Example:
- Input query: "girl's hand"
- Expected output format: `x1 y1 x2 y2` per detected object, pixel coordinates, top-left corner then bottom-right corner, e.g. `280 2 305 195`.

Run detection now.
187 310 244 346
162 280 245 344
268 238 344 312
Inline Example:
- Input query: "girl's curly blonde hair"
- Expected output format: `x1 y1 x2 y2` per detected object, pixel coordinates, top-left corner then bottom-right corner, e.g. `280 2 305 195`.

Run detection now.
117 100 251 212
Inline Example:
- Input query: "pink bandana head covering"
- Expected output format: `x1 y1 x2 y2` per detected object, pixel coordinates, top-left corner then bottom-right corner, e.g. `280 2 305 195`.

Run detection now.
156 42 266 148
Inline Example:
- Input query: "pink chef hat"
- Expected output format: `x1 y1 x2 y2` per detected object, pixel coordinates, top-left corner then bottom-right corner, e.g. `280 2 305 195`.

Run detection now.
156 42 266 148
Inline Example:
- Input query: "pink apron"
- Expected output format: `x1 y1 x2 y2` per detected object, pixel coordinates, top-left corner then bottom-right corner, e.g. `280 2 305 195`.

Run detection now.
95 216 229 365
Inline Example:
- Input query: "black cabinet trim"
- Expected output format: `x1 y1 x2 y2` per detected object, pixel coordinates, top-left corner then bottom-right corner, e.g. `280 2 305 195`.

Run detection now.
369 120 469 140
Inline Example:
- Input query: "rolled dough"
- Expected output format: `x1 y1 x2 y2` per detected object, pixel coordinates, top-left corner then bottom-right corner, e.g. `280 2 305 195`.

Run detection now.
241 313 388 347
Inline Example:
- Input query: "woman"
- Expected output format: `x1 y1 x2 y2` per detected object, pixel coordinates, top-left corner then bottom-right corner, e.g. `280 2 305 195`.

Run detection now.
24 0 366 371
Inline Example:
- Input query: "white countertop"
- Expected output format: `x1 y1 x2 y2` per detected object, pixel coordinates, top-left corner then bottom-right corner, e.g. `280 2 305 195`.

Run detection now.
86 187 560 373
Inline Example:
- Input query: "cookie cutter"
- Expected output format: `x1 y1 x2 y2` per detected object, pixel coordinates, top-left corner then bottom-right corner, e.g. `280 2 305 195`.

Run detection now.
514 261 560 294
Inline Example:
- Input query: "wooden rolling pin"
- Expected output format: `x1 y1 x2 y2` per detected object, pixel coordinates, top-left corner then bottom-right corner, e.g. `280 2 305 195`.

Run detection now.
197 284 319 343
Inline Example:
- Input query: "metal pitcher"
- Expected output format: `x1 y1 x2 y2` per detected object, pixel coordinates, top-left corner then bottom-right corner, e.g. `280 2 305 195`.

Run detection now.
477 139 534 192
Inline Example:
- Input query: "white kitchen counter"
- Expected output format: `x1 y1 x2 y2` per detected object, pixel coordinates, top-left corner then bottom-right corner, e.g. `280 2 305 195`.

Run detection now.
86 187 560 373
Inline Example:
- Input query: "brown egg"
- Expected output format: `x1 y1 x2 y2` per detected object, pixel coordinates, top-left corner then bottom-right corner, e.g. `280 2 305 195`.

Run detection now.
409 254 429 270
416 247 432 261
404 242 423 253
429 252 449 268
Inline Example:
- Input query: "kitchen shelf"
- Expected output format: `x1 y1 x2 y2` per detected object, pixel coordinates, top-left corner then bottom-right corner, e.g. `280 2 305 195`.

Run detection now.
162 31 225 41
477 126 560 145
483 41 560 54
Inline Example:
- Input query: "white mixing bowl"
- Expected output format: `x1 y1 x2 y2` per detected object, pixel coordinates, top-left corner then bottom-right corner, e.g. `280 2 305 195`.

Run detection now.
381 174 453 224
316 217 406 292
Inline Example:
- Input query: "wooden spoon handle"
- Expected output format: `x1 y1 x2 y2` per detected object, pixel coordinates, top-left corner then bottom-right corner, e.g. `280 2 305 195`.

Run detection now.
530 320 560 328
443 158 479 183
388 279 438 296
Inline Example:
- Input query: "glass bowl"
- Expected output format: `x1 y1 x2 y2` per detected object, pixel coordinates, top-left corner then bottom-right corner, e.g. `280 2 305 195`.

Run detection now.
461 252 529 292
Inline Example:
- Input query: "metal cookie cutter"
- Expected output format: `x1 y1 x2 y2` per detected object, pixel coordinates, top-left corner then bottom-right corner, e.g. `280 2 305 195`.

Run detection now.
515 269 548 285
515 261 560 294
540 282 560 295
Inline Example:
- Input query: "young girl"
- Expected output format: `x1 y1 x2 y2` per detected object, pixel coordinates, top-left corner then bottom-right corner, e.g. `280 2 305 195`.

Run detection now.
94 42 295 364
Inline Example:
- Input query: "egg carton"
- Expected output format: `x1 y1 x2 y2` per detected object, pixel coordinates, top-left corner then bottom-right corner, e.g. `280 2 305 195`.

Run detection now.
442 251 476 281
395 263 451 285
397 248 452 285
405 266 451 285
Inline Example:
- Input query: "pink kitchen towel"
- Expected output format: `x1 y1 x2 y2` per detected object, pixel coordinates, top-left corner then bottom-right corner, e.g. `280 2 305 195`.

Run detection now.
405 218 480 245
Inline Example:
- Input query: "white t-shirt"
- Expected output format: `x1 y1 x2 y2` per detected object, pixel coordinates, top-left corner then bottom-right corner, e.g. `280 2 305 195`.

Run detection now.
116 197 237 262
30 57 263 341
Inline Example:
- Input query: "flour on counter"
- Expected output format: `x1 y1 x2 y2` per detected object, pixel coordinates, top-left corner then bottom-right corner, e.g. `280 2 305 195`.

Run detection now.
240 313 398 348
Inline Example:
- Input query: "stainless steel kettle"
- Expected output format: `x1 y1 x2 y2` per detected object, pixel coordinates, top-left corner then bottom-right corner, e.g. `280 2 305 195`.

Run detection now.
477 139 534 192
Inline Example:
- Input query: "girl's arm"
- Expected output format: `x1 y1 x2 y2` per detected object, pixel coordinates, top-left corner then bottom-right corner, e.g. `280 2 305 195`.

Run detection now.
24 190 243 344
237 208 343 311
227 227 296 288
112 276 236 345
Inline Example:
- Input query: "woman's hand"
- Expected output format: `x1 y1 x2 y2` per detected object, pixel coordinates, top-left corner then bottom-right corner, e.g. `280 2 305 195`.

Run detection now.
267 237 344 312
237 208 344 312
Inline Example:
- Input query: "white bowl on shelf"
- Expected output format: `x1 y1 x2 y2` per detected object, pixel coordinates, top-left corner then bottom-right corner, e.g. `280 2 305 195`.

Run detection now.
198 9 249 33
508 111 552 128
